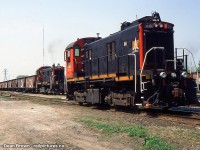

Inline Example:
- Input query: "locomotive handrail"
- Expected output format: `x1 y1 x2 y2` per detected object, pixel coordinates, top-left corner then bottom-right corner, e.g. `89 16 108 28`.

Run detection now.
128 53 137 93
89 54 118 60
140 47 164 93
85 53 131 61
81 53 130 62
116 54 129 58
176 48 199 90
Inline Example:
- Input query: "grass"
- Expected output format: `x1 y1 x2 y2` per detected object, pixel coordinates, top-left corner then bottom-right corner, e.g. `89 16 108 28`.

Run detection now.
80 118 175 150
81 119 121 133
178 128 200 142
189 131 200 141
0 94 13 101
122 126 147 138
80 119 147 137
144 136 176 150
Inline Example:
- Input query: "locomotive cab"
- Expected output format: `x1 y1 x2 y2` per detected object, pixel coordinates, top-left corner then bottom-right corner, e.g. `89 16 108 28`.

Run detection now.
64 37 100 99
64 38 100 79
139 12 198 107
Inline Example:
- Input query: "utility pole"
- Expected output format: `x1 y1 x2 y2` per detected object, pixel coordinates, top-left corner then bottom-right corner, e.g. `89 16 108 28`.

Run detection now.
3 68 8 81
43 25 45 66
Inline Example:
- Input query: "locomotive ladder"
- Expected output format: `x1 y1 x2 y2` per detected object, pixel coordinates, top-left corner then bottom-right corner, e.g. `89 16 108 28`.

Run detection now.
175 48 199 91
140 47 165 93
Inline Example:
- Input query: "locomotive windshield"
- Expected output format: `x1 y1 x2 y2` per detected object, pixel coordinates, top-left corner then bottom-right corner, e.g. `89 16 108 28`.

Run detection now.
144 32 174 69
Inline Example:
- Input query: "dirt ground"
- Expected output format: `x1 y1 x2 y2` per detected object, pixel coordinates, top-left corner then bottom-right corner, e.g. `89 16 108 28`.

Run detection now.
0 91 200 150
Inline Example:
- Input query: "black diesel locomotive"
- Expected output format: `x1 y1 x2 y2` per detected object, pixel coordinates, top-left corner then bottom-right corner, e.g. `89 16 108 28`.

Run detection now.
65 12 199 108
36 64 65 94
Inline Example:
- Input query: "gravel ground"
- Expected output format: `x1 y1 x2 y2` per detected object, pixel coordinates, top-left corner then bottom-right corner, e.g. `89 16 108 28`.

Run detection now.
0 93 132 150
0 91 200 150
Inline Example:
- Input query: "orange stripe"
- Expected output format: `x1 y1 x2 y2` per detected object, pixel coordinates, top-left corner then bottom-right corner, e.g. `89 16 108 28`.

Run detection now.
67 74 153 82
115 76 133 81
139 24 144 70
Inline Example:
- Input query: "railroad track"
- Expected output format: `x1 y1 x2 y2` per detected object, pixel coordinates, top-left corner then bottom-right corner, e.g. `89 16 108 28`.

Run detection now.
144 107 200 123
165 110 200 121
169 106 200 112
1 91 200 122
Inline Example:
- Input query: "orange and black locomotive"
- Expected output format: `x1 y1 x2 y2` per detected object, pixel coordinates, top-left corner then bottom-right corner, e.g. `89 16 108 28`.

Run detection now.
65 12 199 108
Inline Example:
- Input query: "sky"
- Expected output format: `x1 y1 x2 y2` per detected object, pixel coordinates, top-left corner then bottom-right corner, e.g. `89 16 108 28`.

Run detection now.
0 0 200 81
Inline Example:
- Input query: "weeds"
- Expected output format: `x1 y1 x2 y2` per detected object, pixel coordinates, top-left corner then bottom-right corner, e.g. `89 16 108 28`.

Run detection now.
81 119 122 133
188 131 200 141
0 95 12 101
177 128 200 142
121 126 147 137
80 119 147 137
144 136 176 150
80 118 175 149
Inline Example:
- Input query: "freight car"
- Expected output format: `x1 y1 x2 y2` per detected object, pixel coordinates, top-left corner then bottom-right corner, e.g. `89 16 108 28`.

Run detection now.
64 12 199 108
17 77 26 92
0 64 64 94
25 75 37 93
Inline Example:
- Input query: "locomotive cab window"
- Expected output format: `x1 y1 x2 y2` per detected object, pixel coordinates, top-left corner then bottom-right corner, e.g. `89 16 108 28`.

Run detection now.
65 50 70 61
107 41 116 61
64 51 67 61
68 51 70 58
124 41 128 47
64 50 70 61
86 50 92 60
85 51 88 59
40 70 43 75
75 48 80 57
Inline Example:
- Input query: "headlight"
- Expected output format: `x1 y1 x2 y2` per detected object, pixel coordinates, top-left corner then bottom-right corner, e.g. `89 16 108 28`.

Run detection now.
181 72 188 78
154 23 158 28
159 23 163 28
171 72 176 78
159 72 167 78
